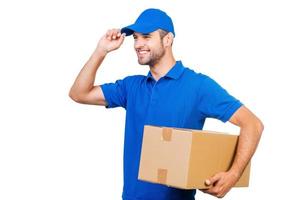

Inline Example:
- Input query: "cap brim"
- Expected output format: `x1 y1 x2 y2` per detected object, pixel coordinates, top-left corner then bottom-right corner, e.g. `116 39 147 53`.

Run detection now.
121 23 158 36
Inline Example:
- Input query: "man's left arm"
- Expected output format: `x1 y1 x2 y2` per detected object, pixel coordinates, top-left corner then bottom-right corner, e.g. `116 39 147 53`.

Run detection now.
202 105 264 198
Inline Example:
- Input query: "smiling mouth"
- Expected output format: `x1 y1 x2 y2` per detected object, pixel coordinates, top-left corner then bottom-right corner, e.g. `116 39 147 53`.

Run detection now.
136 49 150 56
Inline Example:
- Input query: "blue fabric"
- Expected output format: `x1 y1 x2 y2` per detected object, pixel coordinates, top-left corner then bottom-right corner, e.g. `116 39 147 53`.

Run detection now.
100 61 243 200
121 8 175 37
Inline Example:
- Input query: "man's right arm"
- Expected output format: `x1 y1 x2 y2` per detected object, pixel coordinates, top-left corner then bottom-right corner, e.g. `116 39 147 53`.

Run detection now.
69 29 125 106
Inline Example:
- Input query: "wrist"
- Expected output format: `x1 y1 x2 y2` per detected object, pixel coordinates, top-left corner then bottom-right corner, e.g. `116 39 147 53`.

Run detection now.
228 167 242 179
95 46 108 56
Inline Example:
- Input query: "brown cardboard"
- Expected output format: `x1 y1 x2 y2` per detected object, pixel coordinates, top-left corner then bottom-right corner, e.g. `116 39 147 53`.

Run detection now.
138 125 251 189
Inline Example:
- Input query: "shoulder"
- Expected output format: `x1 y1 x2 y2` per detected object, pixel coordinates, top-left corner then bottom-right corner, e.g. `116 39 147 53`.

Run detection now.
181 67 226 96
122 74 145 83
121 74 146 88
182 67 213 85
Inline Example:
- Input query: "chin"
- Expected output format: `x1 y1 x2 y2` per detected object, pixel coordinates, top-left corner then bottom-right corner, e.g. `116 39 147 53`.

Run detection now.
138 62 148 65
138 59 150 65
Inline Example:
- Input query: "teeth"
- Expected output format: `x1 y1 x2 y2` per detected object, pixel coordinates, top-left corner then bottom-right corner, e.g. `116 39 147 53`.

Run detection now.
138 50 149 55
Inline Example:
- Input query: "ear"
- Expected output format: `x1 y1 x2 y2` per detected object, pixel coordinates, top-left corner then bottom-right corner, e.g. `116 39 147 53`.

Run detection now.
163 32 174 47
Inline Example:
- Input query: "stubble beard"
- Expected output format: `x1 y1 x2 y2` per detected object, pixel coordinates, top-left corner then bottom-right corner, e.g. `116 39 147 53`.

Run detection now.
138 43 165 67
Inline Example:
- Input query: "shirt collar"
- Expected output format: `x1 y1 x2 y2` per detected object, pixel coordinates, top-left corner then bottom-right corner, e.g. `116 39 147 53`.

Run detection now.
146 61 185 81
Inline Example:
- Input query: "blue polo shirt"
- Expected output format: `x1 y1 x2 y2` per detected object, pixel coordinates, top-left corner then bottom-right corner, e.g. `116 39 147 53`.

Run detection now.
100 61 242 200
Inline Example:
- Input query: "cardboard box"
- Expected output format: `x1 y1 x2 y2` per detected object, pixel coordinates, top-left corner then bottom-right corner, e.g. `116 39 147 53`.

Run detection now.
138 125 250 189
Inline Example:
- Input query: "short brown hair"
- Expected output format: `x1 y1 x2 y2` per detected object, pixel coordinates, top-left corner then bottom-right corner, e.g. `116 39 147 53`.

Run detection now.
158 29 168 39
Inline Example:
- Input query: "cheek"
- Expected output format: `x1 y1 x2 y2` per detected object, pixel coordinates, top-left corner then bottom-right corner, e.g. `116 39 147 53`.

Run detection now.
153 43 164 53
134 39 146 48
161 38 168 48
134 41 139 49
148 40 163 50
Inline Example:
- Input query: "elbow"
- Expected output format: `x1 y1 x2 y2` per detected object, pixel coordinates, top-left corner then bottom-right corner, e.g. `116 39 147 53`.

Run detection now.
255 118 264 137
240 116 264 136
69 89 82 103
69 91 77 102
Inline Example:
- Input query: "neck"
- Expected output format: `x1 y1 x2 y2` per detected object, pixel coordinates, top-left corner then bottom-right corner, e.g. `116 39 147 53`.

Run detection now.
149 53 176 81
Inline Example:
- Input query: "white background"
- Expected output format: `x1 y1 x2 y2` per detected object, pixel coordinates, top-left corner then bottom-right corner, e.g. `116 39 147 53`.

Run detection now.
1 0 299 199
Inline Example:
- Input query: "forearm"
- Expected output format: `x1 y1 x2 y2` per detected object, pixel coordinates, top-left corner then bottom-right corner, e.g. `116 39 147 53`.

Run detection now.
203 106 263 198
69 48 107 97
229 122 263 177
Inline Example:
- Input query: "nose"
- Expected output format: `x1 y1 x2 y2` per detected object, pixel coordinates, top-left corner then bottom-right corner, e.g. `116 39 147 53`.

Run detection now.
134 38 146 49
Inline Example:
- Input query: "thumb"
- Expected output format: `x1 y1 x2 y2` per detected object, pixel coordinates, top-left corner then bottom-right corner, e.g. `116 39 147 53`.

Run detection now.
116 34 125 47
118 33 126 44
205 173 222 186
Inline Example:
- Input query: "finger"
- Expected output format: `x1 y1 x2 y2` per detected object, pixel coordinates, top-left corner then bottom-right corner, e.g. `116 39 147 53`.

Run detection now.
117 33 126 46
117 32 121 37
111 29 121 40
110 30 114 40
109 29 118 40
204 190 218 196
205 173 222 186
116 28 122 37
115 32 125 43
200 189 208 193
112 32 117 40
106 29 113 40
206 186 222 196
205 179 211 186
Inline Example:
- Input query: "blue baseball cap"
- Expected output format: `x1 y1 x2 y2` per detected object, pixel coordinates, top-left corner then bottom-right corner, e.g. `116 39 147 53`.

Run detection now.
121 8 175 37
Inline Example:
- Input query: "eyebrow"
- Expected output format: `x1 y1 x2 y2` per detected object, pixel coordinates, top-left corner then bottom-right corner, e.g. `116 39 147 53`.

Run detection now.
133 33 151 38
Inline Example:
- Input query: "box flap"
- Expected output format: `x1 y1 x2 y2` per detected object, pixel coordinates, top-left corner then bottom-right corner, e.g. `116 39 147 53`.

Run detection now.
138 126 193 188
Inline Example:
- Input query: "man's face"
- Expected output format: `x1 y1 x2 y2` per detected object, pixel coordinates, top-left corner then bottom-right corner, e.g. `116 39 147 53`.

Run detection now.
133 30 165 66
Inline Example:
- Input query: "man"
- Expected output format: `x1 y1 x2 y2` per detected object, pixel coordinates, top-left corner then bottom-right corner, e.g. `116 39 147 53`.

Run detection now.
69 8 263 200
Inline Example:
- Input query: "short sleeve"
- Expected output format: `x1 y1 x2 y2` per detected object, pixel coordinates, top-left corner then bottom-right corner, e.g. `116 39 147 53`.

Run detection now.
197 76 243 122
100 78 128 109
